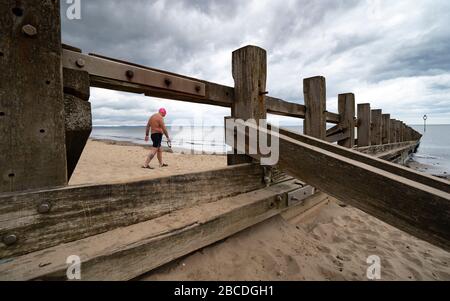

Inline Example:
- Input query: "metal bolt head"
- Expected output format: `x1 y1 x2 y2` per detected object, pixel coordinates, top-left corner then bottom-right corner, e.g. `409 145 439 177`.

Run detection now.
126 70 134 79
22 24 37 37
3 234 17 246
38 202 51 214
76 59 85 68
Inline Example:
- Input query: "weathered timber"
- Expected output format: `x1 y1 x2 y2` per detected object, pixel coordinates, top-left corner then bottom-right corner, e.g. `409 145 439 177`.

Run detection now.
272 126 449 193
0 180 303 281
63 68 90 101
0 164 265 258
0 0 67 193
370 109 382 145
266 97 305 118
63 50 206 98
337 93 355 148
227 120 450 250
64 95 92 180
228 45 267 165
357 104 371 147
326 132 350 143
382 114 391 144
303 76 326 139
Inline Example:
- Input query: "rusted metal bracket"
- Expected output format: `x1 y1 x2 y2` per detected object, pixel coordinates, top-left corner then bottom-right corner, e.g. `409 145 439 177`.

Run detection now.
62 49 206 97
287 186 315 206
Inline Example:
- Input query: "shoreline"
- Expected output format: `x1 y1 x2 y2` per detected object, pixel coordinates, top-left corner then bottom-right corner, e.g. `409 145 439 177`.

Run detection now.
90 138 227 156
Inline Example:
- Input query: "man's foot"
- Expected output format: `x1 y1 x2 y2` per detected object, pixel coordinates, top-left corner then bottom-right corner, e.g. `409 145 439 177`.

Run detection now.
160 163 169 168
142 165 154 170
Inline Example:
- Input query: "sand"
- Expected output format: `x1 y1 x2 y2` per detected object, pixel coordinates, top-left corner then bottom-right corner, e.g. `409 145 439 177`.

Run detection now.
142 200 450 281
69 140 227 186
72 140 450 280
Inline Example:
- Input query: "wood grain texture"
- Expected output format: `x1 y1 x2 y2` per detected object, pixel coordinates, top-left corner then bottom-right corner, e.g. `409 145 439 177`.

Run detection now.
370 109 382 146
0 164 264 258
0 180 302 281
273 126 449 193
303 76 326 139
337 93 355 148
357 104 371 147
0 0 67 193
382 114 391 144
230 121 450 251
228 45 267 165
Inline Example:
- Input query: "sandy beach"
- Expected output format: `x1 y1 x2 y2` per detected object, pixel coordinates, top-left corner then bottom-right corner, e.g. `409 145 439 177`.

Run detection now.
72 140 450 281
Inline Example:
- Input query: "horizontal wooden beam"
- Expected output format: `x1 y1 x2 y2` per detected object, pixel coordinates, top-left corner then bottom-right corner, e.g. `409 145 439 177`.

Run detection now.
326 131 350 143
63 49 343 123
0 180 311 281
0 164 265 258
226 120 450 250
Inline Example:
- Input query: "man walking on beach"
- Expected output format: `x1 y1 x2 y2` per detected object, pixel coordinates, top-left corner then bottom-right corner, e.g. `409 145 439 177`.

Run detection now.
142 108 171 169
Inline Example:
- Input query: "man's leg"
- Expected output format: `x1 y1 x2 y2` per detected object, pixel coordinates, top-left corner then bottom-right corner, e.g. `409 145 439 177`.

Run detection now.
157 147 163 166
144 147 158 167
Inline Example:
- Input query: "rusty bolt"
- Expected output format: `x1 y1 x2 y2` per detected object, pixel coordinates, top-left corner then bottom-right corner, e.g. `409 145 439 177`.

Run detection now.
259 91 269 95
76 59 85 68
164 79 172 86
126 70 134 79
195 85 201 93
38 202 51 214
3 234 17 246
22 24 37 37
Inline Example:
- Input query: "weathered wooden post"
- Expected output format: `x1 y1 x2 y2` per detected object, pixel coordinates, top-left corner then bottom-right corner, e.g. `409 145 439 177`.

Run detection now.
394 120 401 143
400 122 405 142
381 114 391 145
0 0 67 193
63 49 92 180
390 119 396 144
337 93 355 148
228 45 267 165
357 103 371 146
303 76 326 140
370 109 382 145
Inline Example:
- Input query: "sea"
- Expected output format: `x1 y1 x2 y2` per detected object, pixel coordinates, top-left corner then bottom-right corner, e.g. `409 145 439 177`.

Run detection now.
91 124 450 176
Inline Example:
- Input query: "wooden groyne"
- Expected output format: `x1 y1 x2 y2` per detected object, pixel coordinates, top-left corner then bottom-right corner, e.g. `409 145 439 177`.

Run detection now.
0 1 449 280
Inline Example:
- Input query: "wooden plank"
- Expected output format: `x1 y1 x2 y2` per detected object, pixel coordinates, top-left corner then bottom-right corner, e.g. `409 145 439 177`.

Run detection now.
0 0 67 193
228 45 267 165
228 120 450 251
0 180 303 281
337 93 355 148
266 96 305 118
370 109 382 145
274 126 449 192
62 50 206 98
63 68 90 101
357 104 371 146
390 119 397 143
0 164 265 258
303 76 326 139
382 114 391 144
326 132 350 143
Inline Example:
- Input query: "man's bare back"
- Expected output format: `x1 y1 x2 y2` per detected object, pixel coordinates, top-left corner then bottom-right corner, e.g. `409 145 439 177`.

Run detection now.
149 113 164 134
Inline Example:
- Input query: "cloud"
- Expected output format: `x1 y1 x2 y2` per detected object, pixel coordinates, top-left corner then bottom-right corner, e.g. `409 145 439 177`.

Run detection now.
61 0 450 125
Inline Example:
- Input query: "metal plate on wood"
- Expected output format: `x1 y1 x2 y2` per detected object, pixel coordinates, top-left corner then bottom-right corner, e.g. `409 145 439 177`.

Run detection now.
287 186 315 206
62 50 206 97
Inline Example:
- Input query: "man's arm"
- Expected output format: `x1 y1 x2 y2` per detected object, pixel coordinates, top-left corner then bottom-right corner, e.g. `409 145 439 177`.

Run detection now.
145 118 151 141
161 119 170 141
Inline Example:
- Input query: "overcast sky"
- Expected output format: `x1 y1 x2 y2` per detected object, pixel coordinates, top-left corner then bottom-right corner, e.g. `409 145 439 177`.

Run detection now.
61 0 450 126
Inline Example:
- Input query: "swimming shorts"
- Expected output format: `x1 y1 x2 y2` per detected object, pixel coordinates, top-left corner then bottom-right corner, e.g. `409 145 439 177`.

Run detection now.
151 133 163 148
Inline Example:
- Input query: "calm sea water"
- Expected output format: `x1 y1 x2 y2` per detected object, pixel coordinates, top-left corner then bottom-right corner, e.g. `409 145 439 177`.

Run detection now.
91 124 450 175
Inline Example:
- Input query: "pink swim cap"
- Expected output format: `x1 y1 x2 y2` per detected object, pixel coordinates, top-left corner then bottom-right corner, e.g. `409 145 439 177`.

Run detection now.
159 108 167 116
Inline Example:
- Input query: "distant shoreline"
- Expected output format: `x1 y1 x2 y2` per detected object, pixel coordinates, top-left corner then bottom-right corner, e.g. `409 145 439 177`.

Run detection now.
90 138 227 156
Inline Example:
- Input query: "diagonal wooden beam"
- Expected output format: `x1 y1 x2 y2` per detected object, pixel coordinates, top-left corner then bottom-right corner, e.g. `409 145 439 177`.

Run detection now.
226 119 450 251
